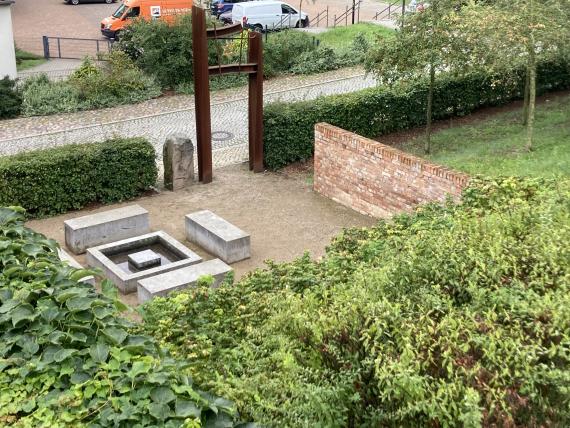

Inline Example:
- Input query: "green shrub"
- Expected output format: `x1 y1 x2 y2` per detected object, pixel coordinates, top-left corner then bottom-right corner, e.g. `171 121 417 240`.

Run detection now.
263 30 316 77
139 177 570 427
0 138 157 217
263 59 570 169
0 207 243 427
21 74 81 116
0 76 22 119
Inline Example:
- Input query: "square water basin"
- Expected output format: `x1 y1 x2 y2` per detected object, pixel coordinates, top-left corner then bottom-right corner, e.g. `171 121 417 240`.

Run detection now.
86 231 202 294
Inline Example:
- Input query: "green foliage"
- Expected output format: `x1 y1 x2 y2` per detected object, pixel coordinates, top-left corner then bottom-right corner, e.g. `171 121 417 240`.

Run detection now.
139 177 570 427
117 15 196 88
263 30 316 77
0 207 243 427
0 138 157 217
0 77 22 119
20 54 160 117
263 59 570 169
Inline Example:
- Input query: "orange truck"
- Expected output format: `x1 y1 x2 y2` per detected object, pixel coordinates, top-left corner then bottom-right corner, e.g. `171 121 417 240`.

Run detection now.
101 0 192 39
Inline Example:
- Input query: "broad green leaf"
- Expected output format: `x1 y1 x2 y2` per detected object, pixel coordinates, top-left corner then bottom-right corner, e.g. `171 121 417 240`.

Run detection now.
22 243 44 257
102 327 128 345
53 348 77 362
66 297 93 312
11 304 35 327
175 399 201 419
148 403 171 421
0 299 19 314
151 386 176 404
89 343 109 363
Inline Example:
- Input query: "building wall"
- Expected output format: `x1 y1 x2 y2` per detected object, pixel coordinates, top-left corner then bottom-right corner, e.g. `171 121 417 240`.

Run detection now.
0 3 17 80
314 123 470 218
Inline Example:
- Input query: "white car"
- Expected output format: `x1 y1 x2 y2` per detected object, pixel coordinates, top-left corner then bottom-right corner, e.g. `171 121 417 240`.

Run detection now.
231 1 309 31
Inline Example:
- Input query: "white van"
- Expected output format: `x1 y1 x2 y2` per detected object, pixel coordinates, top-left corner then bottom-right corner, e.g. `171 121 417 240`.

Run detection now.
231 1 309 31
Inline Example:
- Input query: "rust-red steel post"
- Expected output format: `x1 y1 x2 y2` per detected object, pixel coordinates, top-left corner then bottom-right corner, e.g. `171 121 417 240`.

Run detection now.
192 6 212 183
248 32 264 173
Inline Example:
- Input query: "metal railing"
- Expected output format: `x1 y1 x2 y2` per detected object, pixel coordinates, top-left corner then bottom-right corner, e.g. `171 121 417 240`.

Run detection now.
373 0 404 21
333 1 362 27
42 36 114 60
308 7 329 27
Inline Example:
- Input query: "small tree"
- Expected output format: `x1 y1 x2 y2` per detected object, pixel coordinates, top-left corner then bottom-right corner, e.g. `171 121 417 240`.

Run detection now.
366 0 466 154
460 0 570 150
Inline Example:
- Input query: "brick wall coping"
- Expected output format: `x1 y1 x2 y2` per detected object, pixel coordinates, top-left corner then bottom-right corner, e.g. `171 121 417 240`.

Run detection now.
315 123 470 188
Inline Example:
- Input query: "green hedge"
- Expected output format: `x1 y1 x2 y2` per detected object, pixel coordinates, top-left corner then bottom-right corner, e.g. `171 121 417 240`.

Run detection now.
263 59 570 169
0 138 157 217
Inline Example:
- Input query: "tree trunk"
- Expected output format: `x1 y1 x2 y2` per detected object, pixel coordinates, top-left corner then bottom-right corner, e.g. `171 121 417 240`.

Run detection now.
522 65 530 125
425 63 435 155
525 54 536 152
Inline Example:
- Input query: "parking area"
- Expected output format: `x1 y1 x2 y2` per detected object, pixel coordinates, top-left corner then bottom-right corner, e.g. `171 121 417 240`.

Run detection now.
13 0 388 55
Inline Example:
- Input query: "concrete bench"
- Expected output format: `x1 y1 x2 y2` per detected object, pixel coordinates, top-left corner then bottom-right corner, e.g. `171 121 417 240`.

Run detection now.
64 205 150 255
57 248 95 285
185 210 250 263
137 258 232 303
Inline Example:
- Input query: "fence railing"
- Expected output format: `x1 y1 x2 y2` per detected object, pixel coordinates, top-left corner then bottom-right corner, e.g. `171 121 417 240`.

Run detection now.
373 0 404 21
308 7 329 27
42 36 114 60
333 1 362 27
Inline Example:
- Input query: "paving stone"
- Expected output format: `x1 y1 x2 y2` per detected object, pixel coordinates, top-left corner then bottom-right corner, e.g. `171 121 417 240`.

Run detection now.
128 249 162 270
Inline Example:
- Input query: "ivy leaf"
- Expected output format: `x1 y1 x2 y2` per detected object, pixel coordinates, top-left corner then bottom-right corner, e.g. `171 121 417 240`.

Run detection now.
68 331 88 343
93 306 115 319
175 399 201 418
11 304 35 327
127 360 151 379
70 371 91 384
102 327 128 345
151 386 176 404
40 305 60 322
66 297 93 312
22 243 43 257
148 403 171 421
89 343 109 363
53 348 77 363
0 299 19 314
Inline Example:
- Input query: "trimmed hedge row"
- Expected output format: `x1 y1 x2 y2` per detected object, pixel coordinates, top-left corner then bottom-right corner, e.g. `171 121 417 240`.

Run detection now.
263 59 570 169
0 138 157 217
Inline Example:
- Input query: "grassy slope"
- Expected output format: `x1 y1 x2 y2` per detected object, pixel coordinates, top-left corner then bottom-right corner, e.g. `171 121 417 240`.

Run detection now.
15 48 46 71
317 23 394 49
398 94 570 177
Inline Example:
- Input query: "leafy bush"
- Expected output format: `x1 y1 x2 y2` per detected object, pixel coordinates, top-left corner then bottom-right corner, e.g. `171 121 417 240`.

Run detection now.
0 76 22 119
263 58 570 169
21 74 82 116
20 54 160 117
0 207 244 427
139 177 570 427
263 30 316 77
0 137 157 217
117 15 197 88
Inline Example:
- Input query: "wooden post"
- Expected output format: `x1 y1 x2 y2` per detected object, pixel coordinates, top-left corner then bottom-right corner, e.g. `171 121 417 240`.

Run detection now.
192 6 212 183
248 32 264 173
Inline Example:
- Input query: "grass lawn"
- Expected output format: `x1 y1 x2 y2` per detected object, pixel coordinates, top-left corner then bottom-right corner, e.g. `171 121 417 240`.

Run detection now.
317 23 394 49
398 94 570 177
16 48 46 71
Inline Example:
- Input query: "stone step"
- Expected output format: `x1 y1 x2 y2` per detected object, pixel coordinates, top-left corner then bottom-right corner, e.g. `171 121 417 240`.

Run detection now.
64 204 150 255
185 210 250 264
137 259 232 303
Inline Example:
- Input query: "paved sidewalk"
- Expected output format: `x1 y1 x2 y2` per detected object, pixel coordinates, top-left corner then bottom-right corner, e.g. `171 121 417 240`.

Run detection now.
0 67 377 170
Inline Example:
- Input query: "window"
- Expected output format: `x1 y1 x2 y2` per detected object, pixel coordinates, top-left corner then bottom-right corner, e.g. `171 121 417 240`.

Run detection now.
125 7 140 18
281 5 295 14
112 4 127 18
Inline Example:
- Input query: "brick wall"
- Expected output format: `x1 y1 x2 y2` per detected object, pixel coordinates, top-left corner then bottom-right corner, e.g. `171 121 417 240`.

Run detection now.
314 123 470 218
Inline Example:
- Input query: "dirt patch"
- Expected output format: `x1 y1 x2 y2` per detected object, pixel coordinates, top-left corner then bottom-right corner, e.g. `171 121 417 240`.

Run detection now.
375 90 570 147
27 163 375 307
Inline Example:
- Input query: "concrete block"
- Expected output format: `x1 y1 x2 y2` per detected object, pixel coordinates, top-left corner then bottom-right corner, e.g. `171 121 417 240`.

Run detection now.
185 210 250 263
163 133 194 191
137 259 232 303
64 205 150 255
57 248 95 286
86 231 202 294
128 249 162 270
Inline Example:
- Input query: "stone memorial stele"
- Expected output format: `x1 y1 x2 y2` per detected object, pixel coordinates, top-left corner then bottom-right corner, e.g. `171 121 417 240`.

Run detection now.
163 133 194 191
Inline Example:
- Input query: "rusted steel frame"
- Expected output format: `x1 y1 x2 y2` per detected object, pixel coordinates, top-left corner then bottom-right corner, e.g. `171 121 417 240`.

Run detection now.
192 6 213 183
248 32 264 173
208 63 257 75
206 23 242 38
